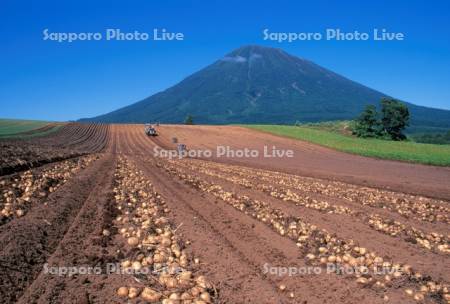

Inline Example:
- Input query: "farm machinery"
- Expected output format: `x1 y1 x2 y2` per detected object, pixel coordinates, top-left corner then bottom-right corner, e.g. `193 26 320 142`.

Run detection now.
144 124 158 136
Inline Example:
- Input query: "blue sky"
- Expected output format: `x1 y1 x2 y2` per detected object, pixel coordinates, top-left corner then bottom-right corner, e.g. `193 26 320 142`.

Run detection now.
1 0 450 121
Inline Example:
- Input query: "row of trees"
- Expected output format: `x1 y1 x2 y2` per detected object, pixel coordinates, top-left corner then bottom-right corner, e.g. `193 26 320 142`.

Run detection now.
352 98 410 140
410 131 450 145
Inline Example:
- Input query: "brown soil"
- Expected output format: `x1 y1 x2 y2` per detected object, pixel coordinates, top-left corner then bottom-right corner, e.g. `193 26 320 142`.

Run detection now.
0 123 448 304
152 125 450 200
0 123 109 176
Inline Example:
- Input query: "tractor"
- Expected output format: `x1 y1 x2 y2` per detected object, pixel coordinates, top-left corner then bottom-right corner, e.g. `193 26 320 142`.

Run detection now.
144 124 158 136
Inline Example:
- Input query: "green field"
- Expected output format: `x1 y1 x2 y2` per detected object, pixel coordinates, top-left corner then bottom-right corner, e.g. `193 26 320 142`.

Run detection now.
0 119 61 138
245 125 450 166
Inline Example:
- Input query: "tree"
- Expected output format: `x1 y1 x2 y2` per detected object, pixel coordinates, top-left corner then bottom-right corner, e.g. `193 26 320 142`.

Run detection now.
380 98 410 140
184 114 194 125
352 105 381 138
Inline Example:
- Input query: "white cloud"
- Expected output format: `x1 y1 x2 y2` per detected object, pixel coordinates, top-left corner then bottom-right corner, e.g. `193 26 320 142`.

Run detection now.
221 55 247 63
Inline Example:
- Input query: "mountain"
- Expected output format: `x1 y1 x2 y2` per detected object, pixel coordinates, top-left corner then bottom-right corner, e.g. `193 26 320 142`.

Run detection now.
81 45 450 132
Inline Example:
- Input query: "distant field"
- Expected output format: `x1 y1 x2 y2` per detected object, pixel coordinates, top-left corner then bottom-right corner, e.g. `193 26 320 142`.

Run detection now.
0 119 61 138
245 125 450 166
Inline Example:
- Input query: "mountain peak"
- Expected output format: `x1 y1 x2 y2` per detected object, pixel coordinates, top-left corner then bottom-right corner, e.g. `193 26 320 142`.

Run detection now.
221 45 307 66
229 44 280 53
225 45 284 59
82 45 450 132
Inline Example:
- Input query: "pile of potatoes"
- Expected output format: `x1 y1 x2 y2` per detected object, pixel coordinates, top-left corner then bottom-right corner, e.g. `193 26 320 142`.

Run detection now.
174 160 353 216
0 155 98 221
179 158 449 224
172 159 449 256
368 214 449 254
352 193 449 224
113 156 214 303
161 160 450 303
